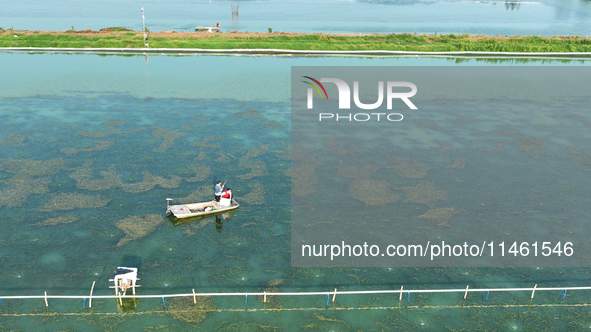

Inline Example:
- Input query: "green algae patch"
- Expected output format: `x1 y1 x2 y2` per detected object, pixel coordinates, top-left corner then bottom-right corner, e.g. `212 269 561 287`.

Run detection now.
237 157 268 179
398 180 448 205
36 214 79 226
167 295 216 324
69 164 122 191
446 157 466 169
38 193 110 212
241 181 265 205
0 132 33 147
115 214 164 247
152 127 186 153
0 176 51 208
185 164 211 182
348 179 400 206
77 128 122 138
245 144 270 158
387 157 430 178
0 157 65 177
122 171 183 193
192 136 223 148
415 207 457 226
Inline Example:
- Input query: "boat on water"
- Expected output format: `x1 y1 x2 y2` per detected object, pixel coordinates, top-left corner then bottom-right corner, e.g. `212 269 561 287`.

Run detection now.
165 197 239 220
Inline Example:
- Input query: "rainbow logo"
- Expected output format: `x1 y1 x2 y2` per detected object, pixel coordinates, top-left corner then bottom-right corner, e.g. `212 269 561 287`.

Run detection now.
302 76 328 100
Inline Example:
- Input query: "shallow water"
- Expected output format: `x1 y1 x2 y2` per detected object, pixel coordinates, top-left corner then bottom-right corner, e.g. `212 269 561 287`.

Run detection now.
1 53 591 330
1 0 591 36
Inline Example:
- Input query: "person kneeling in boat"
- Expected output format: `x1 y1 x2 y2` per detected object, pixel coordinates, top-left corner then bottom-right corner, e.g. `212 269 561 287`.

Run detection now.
220 188 232 206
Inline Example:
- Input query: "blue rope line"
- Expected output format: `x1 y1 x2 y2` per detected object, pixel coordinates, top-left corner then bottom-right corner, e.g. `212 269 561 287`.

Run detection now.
563 289 567 300
162 297 166 309
325 294 329 306
83 298 86 309
245 295 248 308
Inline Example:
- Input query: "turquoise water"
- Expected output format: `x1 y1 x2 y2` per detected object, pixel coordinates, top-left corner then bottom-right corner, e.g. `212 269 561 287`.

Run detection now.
1 53 591 330
1 0 591 36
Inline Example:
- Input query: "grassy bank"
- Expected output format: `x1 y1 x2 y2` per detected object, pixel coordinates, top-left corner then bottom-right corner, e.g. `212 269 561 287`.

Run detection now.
1 30 591 52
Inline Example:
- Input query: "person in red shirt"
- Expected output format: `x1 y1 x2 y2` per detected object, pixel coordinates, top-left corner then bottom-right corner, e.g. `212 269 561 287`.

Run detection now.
222 188 232 201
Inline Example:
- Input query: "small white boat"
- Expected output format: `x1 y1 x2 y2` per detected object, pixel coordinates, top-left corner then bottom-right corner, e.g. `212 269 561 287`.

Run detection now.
166 197 239 219
109 267 140 296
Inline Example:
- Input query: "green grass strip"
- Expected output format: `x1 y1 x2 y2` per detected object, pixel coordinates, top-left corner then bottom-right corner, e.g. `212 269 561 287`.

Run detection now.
1 31 591 52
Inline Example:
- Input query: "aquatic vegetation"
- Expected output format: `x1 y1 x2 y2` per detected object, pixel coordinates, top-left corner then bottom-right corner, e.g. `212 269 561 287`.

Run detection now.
257 120 287 128
398 180 448 205
167 296 216 324
302 314 351 332
83 140 114 152
77 128 122 137
486 143 505 153
218 322 276 332
515 136 547 156
238 157 268 179
185 164 211 182
38 193 110 212
0 157 65 177
0 132 32 146
122 171 183 193
438 145 453 152
215 152 234 163
195 151 207 160
0 176 51 208
415 207 457 226
569 148 591 167
36 214 79 226
245 144 270 158
388 157 429 178
192 136 223 148
115 214 164 247
152 127 186 152
348 179 400 206
104 119 127 127
230 109 262 118
338 162 379 179
273 147 290 160
60 147 80 156
69 164 122 191
446 158 466 169
181 218 216 236
323 137 359 155
291 162 318 197
241 181 265 205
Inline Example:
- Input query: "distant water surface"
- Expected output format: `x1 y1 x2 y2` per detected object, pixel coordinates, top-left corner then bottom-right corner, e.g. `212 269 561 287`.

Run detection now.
1 0 590 36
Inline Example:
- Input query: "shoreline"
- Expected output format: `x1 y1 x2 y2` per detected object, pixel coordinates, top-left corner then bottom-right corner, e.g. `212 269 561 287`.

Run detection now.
1 30 591 53
2 47 591 58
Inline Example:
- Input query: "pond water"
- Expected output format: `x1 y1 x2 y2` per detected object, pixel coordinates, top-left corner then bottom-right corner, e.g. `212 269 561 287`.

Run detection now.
1 0 591 36
0 52 591 330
